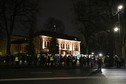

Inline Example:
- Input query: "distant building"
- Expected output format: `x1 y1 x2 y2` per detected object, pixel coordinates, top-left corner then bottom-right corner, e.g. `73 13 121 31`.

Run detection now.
0 31 81 56
0 39 6 56
0 35 27 56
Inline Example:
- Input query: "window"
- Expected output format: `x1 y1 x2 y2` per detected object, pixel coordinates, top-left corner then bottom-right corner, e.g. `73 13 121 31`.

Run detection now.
47 41 50 48
61 44 62 48
74 45 78 51
66 44 69 49
63 44 64 49
61 44 64 49
68 45 69 49
44 41 47 47
44 41 49 48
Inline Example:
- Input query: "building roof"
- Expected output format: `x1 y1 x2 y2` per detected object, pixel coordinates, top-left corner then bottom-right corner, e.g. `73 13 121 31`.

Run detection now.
11 39 27 44
34 30 80 41
11 35 27 44
11 30 80 44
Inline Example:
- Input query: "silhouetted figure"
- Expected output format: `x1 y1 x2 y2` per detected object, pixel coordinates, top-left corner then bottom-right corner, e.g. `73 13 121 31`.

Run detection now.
6 55 10 64
10 55 15 65
104 56 109 67
79 56 83 67
86 56 90 67
114 55 120 68
59 55 63 66
15 55 19 65
72 57 77 67
50 55 54 67
97 57 103 71
83 56 86 67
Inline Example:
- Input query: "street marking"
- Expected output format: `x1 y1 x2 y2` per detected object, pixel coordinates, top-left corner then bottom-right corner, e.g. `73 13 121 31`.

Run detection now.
0 77 105 81
0 76 126 81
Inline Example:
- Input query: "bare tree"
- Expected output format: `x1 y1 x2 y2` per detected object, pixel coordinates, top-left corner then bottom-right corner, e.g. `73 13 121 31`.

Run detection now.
72 0 117 55
43 17 65 34
0 0 38 55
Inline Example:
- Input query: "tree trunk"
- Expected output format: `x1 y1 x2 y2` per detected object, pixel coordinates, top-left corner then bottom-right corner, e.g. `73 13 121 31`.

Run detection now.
86 43 89 55
6 35 11 55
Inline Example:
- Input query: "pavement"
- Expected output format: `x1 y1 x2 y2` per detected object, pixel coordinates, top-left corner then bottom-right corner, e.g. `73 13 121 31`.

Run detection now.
0 64 126 79
1 65 126 84
0 64 99 79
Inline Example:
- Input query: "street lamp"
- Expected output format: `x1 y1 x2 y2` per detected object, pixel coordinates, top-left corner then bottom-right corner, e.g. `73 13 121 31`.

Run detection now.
114 27 119 32
117 4 123 51
113 4 124 56
118 5 123 11
53 24 56 32
117 5 123 28
99 53 103 57
114 26 120 55
91 52 94 55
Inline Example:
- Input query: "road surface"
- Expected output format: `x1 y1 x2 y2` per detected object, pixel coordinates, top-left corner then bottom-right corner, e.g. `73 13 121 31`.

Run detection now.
0 67 126 84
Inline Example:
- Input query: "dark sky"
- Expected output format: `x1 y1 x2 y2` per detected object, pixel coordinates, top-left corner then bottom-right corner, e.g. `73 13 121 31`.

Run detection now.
1 0 79 39
35 0 78 37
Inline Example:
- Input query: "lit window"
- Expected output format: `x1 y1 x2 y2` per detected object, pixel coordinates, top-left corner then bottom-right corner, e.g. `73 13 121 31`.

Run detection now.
74 45 78 51
44 41 47 47
66 44 69 49
68 45 69 49
61 44 62 48
47 41 50 48
63 44 64 48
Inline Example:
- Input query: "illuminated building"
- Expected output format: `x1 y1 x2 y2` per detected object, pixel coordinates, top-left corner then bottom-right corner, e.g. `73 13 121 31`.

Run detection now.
0 31 81 56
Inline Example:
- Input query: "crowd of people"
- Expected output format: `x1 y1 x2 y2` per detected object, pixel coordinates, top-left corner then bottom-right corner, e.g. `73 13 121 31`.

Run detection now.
0 53 78 67
0 53 125 69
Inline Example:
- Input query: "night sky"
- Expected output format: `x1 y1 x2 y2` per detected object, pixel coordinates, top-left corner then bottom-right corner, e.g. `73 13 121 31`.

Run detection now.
13 0 78 37
0 0 80 40
36 0 77 36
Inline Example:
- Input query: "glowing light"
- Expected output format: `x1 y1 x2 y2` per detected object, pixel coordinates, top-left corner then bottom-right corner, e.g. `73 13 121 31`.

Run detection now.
118 5 123 10
54 24 56 28
114 27 119 32
99 53 103 56
91 52 94 55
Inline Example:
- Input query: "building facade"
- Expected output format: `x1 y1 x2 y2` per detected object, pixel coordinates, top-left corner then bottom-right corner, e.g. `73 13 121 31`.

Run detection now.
34 35 80 55
0 32 81 56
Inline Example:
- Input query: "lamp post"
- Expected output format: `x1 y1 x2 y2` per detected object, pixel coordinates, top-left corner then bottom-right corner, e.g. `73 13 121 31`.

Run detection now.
117 5 123 32
114 5 123 56
53 24 56 32
114 26 120 55
118 5 123 56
